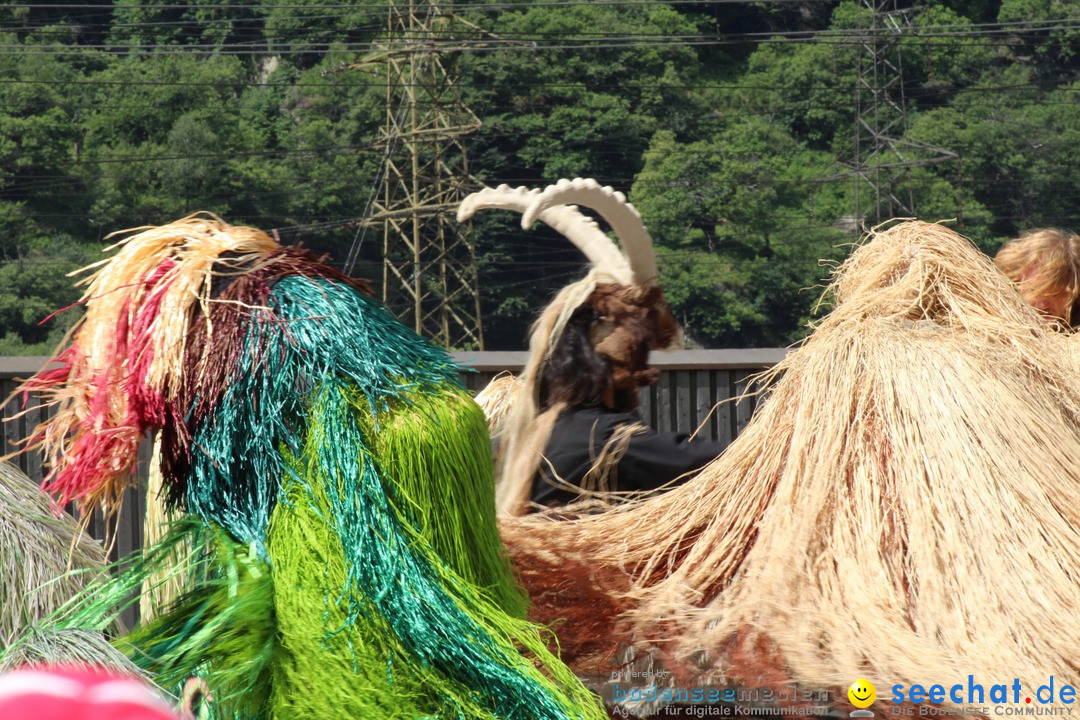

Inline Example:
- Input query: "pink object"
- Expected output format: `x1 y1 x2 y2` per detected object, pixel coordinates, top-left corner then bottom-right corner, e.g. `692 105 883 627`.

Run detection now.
0 666 178 720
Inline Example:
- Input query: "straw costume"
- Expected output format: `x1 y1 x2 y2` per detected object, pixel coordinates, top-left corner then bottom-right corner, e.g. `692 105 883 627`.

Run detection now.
5 214 604 720
0 462 113 662
459 179 692 516
497 221 1080 710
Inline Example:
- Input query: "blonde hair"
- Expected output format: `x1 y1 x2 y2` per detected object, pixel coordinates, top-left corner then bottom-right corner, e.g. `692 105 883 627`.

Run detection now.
994 228 1080 325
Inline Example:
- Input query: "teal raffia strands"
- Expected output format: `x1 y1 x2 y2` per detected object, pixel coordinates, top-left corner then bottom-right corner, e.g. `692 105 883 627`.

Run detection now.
185 275 464 551
181 273 603 717
274 380 605 720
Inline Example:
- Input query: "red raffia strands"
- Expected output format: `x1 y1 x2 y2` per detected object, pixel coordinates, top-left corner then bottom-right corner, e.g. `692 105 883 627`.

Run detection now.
127 260 176 428
12 264 175 516
503 545 631 668
6 214 282 519
26 299 139 512
504 543 815 714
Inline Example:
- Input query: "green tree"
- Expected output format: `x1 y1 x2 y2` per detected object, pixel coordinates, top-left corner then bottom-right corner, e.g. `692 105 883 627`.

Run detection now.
0 0 1078 353
455 1 712 348
632 124 847 347
460 1 703 182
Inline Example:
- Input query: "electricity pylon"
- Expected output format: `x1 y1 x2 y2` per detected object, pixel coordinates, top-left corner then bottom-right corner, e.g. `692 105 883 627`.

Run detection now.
349 1 484 349
850 0 956 225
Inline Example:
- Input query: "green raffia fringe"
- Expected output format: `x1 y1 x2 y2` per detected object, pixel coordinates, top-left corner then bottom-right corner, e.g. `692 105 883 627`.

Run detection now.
120 529 275 719
352 383 527 618
269 470 495 720
269 379 603 720
29 519 276 720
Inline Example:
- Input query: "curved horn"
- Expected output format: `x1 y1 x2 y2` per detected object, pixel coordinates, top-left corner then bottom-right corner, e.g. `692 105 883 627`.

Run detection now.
522 178 657 286
458 184 632 284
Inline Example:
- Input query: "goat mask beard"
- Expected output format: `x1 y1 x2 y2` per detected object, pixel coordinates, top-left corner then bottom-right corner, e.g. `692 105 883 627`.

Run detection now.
587 284 679 404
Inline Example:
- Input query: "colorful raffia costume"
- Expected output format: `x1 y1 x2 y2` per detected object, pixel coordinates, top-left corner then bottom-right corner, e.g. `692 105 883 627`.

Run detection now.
7 214 604 720
497 221 1080 712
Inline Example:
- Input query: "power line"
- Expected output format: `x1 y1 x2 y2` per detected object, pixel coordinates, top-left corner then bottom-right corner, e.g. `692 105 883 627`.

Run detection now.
9 15 1080 35
1 75 1076 106
4 16 1080 56
6 14 1080 37
5 33 1080 56
2 1 806 10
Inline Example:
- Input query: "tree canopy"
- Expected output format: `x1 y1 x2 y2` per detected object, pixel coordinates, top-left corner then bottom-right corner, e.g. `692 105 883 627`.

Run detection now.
0 0 1077 351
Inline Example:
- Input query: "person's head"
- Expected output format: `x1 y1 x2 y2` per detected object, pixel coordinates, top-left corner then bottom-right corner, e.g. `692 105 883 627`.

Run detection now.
459 177 681 416
539 283 679 413
994 228 1080 327
459 179 682 514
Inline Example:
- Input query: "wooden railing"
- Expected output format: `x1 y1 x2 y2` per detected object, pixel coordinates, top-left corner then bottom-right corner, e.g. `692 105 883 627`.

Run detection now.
453 349 787 447
0 349 787 559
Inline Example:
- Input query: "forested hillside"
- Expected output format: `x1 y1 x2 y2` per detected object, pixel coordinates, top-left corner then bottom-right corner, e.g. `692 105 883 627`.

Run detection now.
1 0 1077 351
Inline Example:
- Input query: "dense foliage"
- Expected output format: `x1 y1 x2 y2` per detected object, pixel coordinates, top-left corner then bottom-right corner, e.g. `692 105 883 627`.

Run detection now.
0 0 1077 351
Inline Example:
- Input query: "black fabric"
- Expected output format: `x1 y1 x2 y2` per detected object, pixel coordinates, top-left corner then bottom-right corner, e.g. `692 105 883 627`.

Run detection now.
531 407 725 508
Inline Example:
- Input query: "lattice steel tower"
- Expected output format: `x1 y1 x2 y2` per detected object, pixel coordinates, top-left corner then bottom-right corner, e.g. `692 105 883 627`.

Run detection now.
350 1 484 349
851 0 955 225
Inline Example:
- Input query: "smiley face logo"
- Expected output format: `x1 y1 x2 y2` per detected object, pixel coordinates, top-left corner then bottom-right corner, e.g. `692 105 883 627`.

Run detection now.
848 679 876 709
